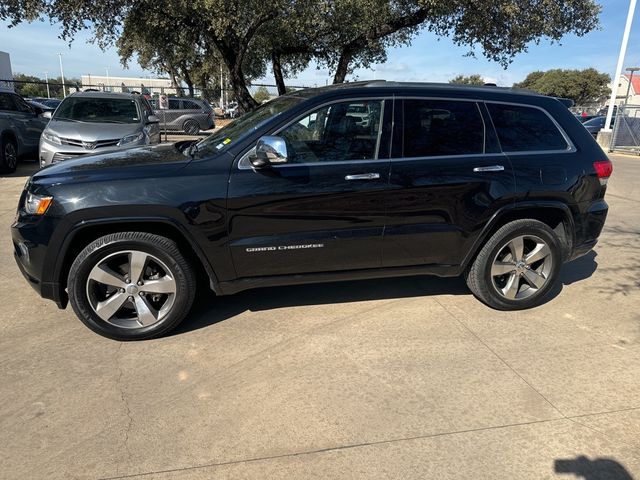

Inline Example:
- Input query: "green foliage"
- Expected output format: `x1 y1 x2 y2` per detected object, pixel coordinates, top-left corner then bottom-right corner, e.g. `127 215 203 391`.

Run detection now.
514 68 611 105
0 0 602 109
252 86 271 103
449 74 485 85
12 73 80 99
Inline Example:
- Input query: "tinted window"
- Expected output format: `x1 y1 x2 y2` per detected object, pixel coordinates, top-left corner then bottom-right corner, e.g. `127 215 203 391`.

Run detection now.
279 100 384 163
583 116 606 127
0 93 17 111
13 95 33 113
182 100 200 110
402 100 484 157
54 97 140 124
487 103 568 152
168 98 180 109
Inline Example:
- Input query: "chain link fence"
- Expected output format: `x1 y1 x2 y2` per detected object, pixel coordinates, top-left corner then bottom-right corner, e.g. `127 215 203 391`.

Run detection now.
611 104 640 155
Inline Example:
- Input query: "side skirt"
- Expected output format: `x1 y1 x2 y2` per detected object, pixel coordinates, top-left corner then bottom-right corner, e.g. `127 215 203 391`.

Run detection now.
217 264 462 295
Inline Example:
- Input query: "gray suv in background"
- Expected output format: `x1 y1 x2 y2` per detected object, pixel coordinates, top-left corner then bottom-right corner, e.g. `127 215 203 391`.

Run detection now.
0 89 49 173
39 92 161 167
149 97 215 134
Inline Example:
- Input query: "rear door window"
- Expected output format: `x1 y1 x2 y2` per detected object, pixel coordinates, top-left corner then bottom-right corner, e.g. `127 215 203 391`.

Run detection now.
401 99 484 157
487 103 569 152
182 100 200 110
168 98 180 110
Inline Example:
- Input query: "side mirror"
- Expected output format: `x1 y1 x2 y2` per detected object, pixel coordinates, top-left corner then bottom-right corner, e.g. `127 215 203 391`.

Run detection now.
33 106 44 116
42 111 52 119
251 136 288 168
147 114 160 124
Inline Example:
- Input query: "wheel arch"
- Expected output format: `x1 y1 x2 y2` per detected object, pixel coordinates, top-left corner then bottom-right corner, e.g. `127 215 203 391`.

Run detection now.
461 202 575 271
53 218 222 306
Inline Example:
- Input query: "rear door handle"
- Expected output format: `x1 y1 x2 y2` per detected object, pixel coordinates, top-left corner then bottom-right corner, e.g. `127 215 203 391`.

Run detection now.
473 165 505 172
345 173 380 180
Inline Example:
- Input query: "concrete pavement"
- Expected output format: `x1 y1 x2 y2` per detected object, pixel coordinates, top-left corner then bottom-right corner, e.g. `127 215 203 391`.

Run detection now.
0 154 639 479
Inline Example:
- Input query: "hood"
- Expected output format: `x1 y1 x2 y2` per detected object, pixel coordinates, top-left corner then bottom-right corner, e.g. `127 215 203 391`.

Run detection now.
46 119 140 141
32 143 192 185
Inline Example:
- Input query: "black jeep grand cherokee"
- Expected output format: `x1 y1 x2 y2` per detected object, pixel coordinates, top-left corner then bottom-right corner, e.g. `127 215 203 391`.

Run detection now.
12 81 612 340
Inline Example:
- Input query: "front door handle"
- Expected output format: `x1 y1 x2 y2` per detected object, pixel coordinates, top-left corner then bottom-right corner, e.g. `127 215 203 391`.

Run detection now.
345 173 381 180
473 165 505 172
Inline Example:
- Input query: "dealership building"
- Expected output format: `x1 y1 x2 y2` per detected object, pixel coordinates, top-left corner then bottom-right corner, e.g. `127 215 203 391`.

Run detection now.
80 74 179 95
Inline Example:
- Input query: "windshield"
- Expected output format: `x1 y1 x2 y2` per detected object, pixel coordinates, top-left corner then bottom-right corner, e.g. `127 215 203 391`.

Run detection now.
54 97 140 124
583 117 606 127
196 96 304 155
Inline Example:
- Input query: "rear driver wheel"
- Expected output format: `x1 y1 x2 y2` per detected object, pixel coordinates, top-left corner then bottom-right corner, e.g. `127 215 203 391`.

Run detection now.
68 232 196 340
183 120 200 135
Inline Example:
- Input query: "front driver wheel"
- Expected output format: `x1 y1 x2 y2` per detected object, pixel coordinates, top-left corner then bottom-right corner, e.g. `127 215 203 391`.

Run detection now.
465 219 561 310
68 232 196 340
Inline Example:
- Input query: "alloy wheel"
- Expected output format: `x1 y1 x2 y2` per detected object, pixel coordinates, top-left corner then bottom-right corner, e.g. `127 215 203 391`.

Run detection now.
4 142 17 170
86 250 177 329
490 234 553 300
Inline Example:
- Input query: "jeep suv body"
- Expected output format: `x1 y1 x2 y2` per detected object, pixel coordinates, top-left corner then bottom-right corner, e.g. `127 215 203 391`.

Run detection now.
12 81 612 340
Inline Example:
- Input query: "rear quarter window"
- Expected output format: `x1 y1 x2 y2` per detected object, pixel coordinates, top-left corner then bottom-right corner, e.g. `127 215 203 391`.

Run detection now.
487 103 569 152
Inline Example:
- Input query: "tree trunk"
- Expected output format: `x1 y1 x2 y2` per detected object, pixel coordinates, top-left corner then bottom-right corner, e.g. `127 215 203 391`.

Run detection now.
272 52 287 95
333 49 353 84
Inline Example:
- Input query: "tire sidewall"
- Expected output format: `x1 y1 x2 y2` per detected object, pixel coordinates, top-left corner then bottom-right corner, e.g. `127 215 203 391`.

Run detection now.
481 224 561 310
69 237 193 340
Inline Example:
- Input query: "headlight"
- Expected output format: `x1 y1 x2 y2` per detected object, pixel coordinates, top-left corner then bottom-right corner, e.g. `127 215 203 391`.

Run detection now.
24 193 53 215
42 131 62 145
118 132 144 146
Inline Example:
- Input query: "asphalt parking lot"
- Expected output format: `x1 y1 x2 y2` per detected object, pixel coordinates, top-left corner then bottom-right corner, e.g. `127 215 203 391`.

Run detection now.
1 153 639 479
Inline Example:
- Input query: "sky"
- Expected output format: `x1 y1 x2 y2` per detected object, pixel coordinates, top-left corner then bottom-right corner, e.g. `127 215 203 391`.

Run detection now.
0 1 639 88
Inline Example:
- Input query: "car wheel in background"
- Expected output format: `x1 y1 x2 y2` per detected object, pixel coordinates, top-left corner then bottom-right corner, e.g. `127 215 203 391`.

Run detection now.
68 232 196 340
183 120 200 135
0 136 18 174
465 219 562 310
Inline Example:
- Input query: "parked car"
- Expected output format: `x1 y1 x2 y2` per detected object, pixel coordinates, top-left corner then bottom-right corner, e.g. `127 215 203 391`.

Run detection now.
0 89 49 173
582 115 615 138
39 91 161 167
26 99 56 113
574 114 596 123
12 81 612 340
149 97 215 134
31 97 62 110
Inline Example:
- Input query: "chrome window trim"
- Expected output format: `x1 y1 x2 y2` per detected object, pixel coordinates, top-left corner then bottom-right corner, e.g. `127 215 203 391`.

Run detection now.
238 96 393 170
483 100 576 154
236 95 576 170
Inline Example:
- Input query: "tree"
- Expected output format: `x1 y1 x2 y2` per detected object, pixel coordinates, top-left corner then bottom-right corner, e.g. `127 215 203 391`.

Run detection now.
1 0 602 110
514 68 610 105
253 86 271 103
449 74 485 85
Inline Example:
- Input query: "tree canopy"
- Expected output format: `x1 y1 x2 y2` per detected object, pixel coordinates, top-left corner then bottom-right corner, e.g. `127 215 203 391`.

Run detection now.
449 74 485 85
1 0 602 111
514 68 610 105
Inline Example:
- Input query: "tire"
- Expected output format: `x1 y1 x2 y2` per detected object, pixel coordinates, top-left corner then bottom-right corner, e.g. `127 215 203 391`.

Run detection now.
68 232 196 340
465 219 562 310
183 120 199 135
0 136 18 174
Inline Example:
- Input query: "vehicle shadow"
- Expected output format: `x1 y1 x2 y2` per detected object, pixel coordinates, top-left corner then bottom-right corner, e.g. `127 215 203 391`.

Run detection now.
0 161 39 178
174 251 599 336
555 455 634 479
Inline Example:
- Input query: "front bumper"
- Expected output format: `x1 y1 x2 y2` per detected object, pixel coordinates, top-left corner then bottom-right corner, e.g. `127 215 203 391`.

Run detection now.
12 217 68 308
39 137 147 167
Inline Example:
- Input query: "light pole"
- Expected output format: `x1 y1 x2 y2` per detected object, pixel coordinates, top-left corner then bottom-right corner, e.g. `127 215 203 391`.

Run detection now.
44 71 50 98
624 66 640 104
604 0 636 131
105 67 110 91
58 53 66 98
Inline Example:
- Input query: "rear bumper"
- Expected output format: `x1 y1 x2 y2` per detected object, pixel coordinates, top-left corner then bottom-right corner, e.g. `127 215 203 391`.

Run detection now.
568 199 608 261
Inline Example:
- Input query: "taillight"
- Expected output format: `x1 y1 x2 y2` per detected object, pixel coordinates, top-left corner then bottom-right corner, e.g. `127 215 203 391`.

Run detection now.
593 160 613 186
